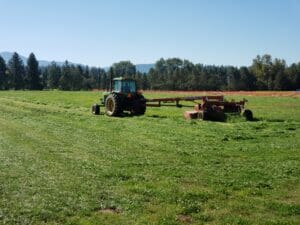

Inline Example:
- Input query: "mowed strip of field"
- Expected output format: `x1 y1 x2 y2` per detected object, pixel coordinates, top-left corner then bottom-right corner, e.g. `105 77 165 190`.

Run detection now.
0 91 299 225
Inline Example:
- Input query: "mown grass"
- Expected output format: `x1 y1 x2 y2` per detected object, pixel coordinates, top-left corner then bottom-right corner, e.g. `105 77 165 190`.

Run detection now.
0 91 299 225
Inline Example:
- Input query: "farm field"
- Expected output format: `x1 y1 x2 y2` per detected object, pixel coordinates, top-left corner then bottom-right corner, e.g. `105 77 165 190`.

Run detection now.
0 91 299 225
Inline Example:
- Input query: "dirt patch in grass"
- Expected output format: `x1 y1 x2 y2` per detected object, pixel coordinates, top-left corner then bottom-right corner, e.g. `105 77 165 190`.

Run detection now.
96 207 121 214
176 214 193 224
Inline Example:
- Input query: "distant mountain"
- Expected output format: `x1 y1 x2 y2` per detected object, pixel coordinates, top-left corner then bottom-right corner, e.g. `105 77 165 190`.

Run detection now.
0 51 28 64
0 51 154 73
0 51 75 67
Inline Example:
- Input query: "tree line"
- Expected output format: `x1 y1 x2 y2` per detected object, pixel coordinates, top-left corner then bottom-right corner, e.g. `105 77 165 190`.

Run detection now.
0 52 299 91
148 56 300 91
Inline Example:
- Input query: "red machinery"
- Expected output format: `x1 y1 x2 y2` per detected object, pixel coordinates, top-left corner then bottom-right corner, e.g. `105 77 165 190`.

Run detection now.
146 95 253 121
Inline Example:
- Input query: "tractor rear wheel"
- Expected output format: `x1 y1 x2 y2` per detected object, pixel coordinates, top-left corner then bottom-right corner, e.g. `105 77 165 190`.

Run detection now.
105 94 122 116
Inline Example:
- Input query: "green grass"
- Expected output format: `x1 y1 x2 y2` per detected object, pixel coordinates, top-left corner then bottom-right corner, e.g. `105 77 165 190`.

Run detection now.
0 91 299 225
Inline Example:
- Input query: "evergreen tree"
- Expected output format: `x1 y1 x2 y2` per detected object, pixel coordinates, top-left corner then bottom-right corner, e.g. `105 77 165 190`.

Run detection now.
295 63 300 89
274 70 289 90
41 67 49 89
59 61 72 90
239 67 256 90
91 67 104 90
99 68 107 89
89 67 99 89
285 63 300 90
8 52 25 90
83 66 90 78
100 70 108 90
107 67 115 90
26 53 41 90
227 67 240 90
70 65 84 90
141 74 149 90
270 58 286 90
134 72 144 90
47 62 61 89
0 56 7 90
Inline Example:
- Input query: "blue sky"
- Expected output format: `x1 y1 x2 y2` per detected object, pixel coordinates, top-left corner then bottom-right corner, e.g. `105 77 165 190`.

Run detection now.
1 0 299 67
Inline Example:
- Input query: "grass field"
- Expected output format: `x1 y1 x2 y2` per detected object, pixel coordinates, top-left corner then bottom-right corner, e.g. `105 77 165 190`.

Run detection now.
0 91 299 225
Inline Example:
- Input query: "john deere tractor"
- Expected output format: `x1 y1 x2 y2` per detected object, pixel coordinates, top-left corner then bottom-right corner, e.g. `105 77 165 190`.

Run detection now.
92 77 146 116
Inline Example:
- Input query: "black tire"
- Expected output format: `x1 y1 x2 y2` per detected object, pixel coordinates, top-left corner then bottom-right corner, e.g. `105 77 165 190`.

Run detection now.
131 96 146 115
92 104 100 115
105 94 122 116
242 109 253 121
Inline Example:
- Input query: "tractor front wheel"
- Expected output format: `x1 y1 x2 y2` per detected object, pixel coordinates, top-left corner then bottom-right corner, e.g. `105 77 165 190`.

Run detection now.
105 94 122 116
92 104 100 115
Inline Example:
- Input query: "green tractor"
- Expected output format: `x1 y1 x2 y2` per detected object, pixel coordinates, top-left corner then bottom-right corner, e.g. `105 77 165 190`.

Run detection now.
92 77 146 116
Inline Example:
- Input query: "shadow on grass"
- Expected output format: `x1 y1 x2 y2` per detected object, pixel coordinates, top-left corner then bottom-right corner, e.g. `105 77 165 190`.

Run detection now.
264 118 286 122
253 117 289 122
146 114 168 119
94 112 281 123
93 112 146 117
118 112 147 118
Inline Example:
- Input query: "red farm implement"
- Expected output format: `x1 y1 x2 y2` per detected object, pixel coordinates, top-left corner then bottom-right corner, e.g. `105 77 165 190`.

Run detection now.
146 95 253 121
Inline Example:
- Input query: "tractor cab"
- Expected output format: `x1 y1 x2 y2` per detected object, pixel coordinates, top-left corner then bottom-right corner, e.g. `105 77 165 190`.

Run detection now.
99 77 146 116
113 77 137 94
